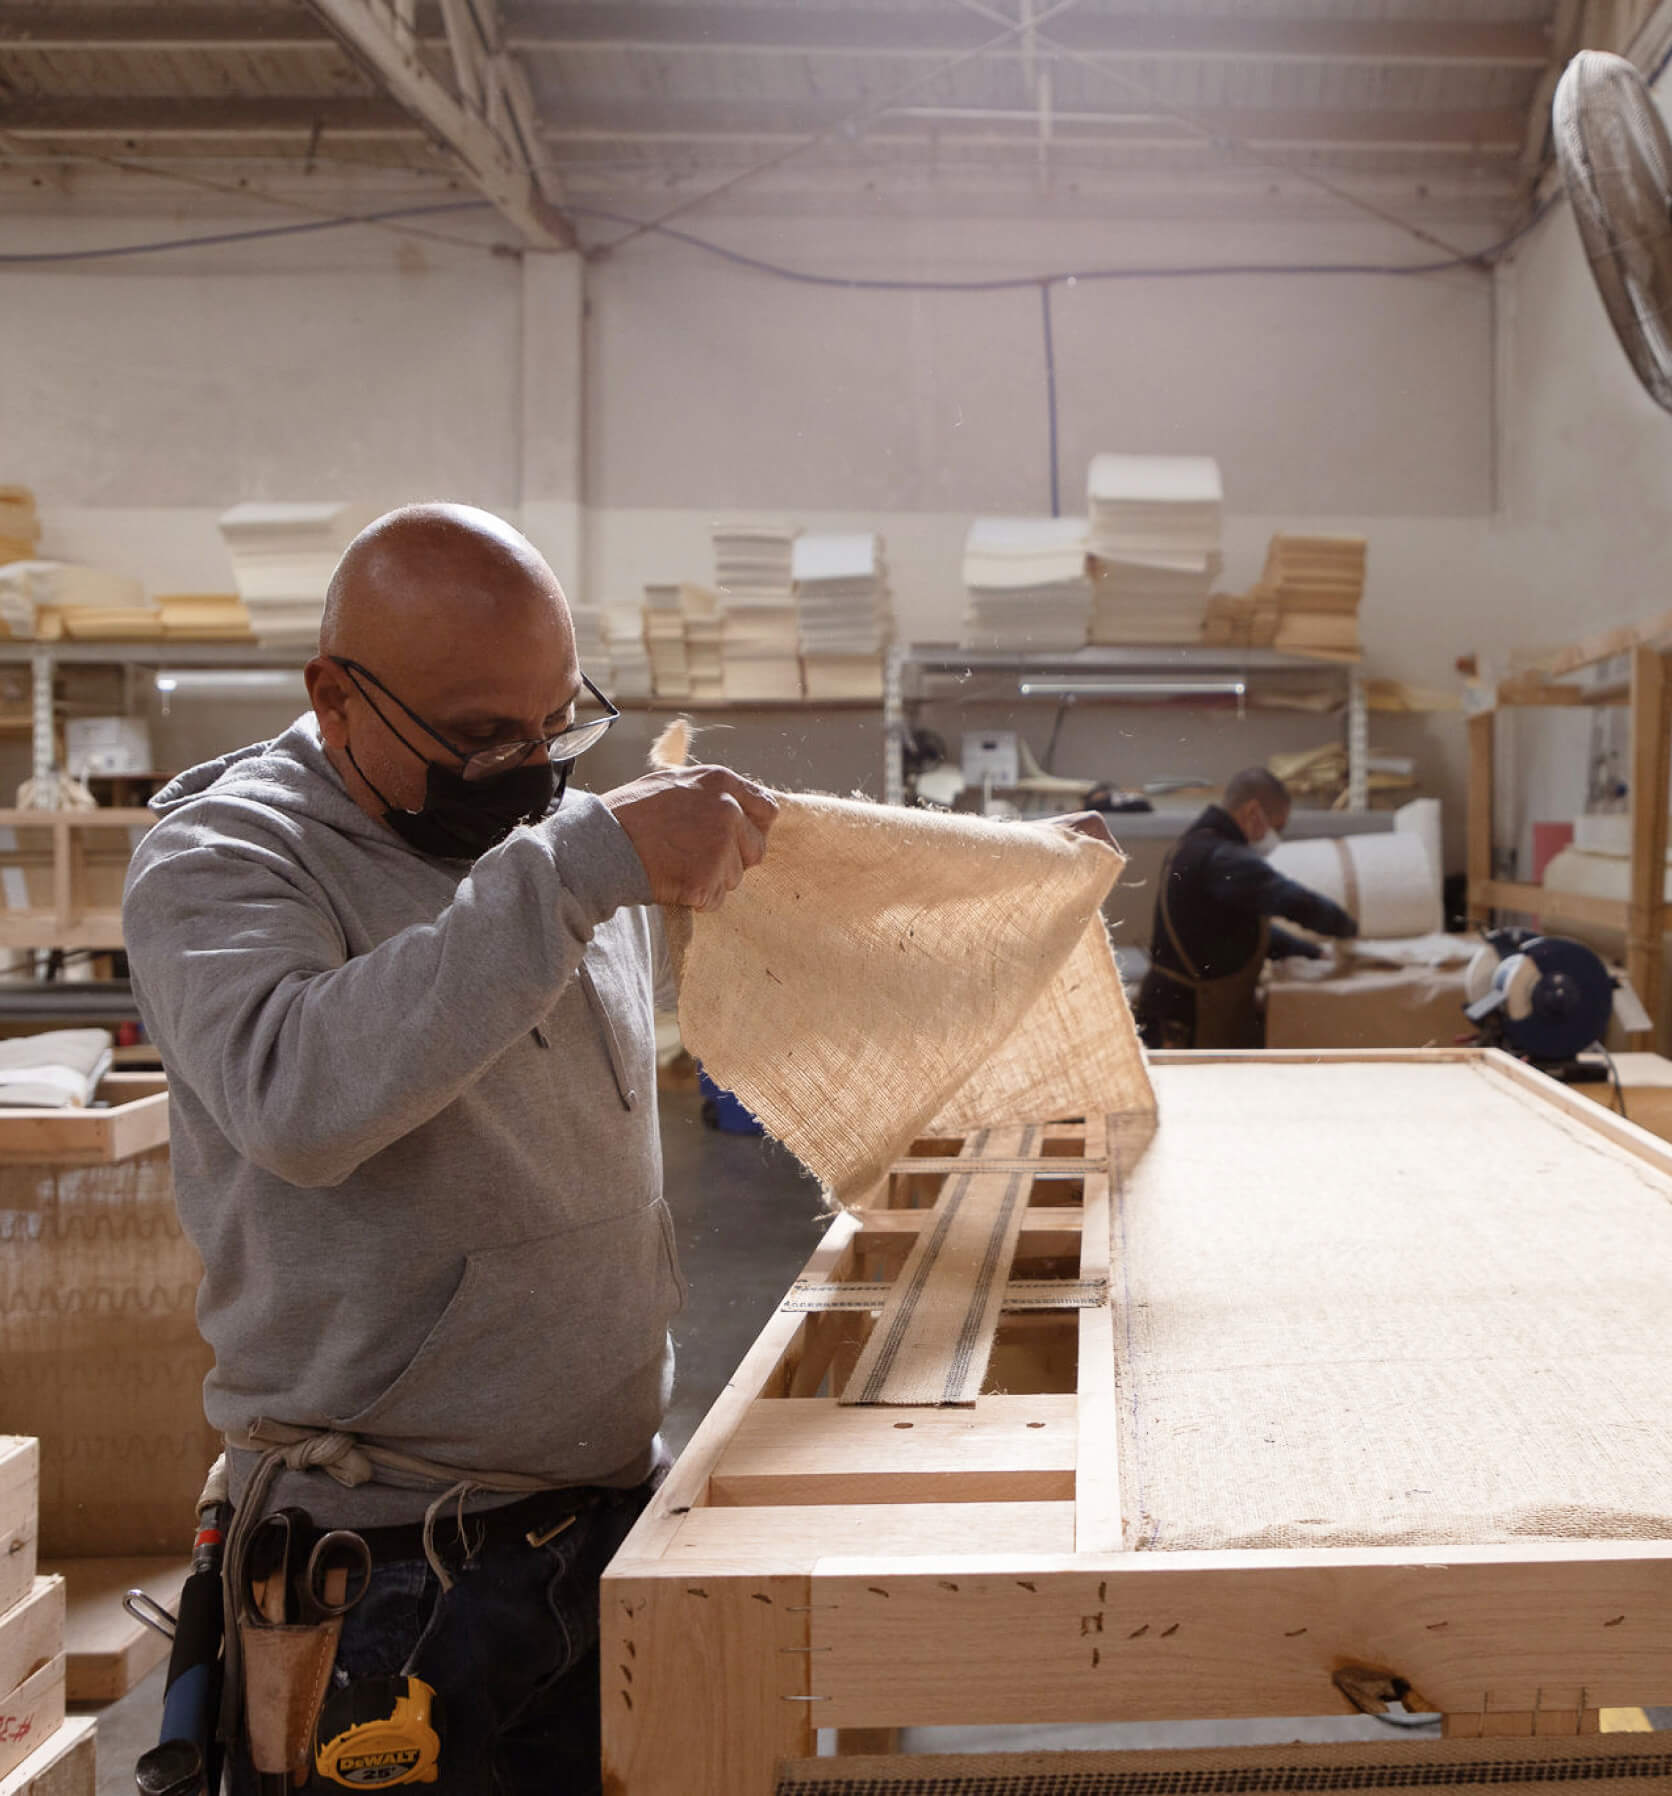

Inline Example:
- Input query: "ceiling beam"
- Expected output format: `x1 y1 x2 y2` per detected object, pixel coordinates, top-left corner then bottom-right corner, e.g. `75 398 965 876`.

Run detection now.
536 98 1529 153
0 5 338 51
303 0 573 247
0 95 1525 158
500 4 1552 69
0 4 1552 70
0 96 419 136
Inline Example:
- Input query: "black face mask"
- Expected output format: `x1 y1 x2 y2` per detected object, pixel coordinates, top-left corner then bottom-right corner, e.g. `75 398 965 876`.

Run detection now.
348 743 561 861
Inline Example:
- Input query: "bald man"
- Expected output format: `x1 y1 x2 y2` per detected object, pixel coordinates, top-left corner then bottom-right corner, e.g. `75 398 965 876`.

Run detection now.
123 504 778 1792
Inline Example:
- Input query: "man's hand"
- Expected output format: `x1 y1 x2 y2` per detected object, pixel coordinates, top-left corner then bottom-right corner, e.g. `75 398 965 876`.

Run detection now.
1045 810 1116 847
602 764 779 911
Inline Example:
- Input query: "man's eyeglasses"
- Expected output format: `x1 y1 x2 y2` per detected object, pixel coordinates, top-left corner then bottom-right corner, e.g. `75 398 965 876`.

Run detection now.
330 656 620 783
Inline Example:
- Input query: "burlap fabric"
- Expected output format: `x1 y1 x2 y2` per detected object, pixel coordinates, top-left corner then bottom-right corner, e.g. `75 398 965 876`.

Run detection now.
656 733 1154 1200
776 1734 1672 1793
1118 1059 1672 1551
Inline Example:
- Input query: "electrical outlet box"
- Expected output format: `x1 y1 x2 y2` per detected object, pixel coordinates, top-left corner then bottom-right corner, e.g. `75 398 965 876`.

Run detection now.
961 730 1019 788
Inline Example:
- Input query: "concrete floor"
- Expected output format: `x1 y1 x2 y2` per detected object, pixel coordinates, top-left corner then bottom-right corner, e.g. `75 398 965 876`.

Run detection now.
87 1092 1662 1788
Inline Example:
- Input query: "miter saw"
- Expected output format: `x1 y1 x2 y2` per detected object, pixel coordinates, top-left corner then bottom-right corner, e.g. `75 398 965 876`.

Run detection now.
1463 927 1651 1076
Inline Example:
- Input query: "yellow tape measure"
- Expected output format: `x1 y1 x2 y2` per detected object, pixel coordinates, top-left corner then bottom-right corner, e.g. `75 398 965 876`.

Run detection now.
315 1675 441 1787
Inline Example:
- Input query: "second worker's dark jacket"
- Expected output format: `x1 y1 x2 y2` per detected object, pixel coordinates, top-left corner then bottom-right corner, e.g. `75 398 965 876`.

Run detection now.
1134 804 1358 1047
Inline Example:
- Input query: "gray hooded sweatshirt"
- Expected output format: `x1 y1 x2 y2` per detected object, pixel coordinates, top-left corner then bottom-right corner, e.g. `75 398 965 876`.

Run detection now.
122 713 683 1526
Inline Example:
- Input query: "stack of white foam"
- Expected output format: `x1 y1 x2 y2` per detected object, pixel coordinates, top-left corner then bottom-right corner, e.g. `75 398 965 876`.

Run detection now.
602 602 652 701
794 532 891 701
643 583 691 700
711 522 802 701
961 517 1090 650
1085 455 1223 646
219 502 369 647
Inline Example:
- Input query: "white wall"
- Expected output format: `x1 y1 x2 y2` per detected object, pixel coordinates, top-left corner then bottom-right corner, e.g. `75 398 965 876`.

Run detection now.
1 201 1514 865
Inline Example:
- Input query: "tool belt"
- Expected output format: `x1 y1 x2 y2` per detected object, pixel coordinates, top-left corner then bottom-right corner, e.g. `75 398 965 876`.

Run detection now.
219 1420 560 1782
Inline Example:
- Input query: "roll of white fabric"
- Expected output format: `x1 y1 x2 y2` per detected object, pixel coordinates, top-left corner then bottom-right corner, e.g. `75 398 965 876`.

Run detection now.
1268 831 1442 938
1394 797 1443 893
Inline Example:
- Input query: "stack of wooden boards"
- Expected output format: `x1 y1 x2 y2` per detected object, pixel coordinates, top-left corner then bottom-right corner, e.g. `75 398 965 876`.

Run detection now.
0 489 255 644
0 493 39 571
0 1440 94 1794
1208 533 1366 658
601 602 652 700
643 582 723 702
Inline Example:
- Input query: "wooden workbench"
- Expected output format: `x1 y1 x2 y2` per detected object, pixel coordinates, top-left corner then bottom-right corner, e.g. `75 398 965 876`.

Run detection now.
602 1050 1672 1794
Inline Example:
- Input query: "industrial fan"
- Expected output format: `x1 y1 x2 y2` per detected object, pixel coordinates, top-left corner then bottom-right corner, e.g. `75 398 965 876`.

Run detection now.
1553 49 1672 410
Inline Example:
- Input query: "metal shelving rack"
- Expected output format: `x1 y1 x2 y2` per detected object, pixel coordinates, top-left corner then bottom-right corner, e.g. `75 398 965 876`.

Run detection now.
0 640 308 794
883 643 1368 809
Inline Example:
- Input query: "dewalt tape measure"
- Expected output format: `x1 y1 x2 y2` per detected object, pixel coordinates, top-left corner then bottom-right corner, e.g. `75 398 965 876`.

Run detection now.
315 1675 441 1787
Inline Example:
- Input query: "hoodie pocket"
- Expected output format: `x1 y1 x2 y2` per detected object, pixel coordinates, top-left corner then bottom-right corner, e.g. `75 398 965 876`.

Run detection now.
332 1199 684 1480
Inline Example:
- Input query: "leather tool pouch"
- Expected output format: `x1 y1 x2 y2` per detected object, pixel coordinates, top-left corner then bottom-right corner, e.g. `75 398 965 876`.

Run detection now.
238 1612 343 1781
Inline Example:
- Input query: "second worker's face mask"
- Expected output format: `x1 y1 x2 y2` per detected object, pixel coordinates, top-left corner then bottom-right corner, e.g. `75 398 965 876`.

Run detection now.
347 741 560 861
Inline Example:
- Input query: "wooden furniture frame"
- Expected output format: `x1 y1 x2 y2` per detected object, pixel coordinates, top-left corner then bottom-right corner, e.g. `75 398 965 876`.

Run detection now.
0 809 152 952
1466 621 1672 1048
602 1049 1672 1795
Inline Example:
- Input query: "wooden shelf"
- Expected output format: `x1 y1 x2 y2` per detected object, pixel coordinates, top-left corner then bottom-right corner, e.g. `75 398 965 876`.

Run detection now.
0 809 151 954
1468 624 1671 1048
0 1073 168 1166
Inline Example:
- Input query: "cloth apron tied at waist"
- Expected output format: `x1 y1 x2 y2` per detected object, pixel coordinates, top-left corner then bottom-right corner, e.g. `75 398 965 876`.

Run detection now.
217 1418 554 1757
1147 842 1270 1051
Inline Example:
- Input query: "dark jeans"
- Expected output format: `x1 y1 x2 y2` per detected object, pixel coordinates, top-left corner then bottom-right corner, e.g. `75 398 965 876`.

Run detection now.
229 1482 652 1795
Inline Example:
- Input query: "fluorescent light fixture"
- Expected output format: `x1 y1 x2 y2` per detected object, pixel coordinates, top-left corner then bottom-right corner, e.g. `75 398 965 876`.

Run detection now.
1017 677 1248 700
153 670 307 698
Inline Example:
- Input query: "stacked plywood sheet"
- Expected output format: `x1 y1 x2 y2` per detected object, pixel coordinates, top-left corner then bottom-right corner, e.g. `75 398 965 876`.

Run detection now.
1086 454 1223 645
681 584 725 702
602 602 652 701
0 492 40 570
0 1441 73 1788
0 564 156 642
570 603 609 685
219 502 368 647
1262 534 1366 660
961 517 1090 651
644 583 725 701
795 533 890 702
1202 590 1279 648
156 593 252 640
643 583 691 700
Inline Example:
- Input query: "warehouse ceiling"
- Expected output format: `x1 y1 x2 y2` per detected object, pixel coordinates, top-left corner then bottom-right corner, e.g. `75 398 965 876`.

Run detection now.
0 0 1663 246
